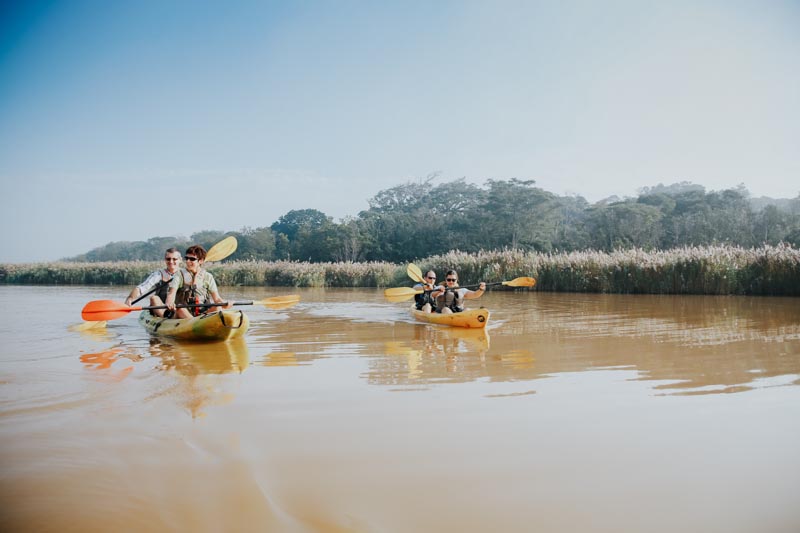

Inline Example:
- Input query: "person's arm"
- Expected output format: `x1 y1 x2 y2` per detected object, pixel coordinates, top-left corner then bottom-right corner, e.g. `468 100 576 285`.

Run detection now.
464 282 487 300
210 291 234 309
125 271 160 305
206 273 233 309
164 275 182 311
124 287 141 306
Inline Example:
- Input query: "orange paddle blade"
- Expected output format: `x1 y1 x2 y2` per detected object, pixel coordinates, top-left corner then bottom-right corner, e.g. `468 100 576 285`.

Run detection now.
81 300 142 321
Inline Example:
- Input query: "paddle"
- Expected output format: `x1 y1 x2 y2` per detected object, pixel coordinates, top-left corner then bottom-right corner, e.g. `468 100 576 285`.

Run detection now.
407 263 424 283
82 295 300 322
460 277 536 290
383 277 536 300
205 236 238 262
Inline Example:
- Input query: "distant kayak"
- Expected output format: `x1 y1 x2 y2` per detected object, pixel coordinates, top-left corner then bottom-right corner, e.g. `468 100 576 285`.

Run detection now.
138 309 249 341
410 306 490 328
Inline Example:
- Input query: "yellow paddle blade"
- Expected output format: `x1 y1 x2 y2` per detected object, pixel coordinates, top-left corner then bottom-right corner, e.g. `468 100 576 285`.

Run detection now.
385 293 416 303
501 277 537 288
69 321 108 332
384 287 422 298
407 263 424 282
206 236 238 262
258 294 300 309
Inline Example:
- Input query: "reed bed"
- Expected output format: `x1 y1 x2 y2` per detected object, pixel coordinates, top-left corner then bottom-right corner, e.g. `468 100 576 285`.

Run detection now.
209 260 397 288
418 244 800 296
0 261 159 285
1 245 798 295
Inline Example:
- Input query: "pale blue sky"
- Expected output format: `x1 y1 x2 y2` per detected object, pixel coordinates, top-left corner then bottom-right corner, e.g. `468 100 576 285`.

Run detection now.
1 0 798 262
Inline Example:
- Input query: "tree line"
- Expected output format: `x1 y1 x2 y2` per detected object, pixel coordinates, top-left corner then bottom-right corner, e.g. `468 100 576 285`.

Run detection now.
70 178 800 263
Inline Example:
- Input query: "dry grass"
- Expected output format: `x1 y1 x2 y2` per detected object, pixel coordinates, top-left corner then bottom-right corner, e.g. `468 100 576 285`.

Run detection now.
2 244 798 295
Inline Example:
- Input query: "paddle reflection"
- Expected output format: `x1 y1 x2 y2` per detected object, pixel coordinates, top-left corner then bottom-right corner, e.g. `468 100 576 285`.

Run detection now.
70 321 117 342
259 352 301 367
79 347 140 381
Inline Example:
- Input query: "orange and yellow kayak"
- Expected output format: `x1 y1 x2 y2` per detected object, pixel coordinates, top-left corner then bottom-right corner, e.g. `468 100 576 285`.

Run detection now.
138 309 249 341
409 306 490 328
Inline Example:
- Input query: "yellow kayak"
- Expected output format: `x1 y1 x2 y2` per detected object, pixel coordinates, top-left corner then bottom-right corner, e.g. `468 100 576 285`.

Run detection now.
138 309 250 341
410 306 490 328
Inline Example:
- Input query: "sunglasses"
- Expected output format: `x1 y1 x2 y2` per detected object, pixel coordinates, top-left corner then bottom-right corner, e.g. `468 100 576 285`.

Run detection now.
426 276 436 280
164 258 180 262
184 256 198 262
446 278 457 282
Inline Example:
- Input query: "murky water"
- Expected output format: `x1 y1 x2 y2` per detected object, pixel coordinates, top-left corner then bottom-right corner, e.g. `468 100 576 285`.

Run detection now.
1 285 799 532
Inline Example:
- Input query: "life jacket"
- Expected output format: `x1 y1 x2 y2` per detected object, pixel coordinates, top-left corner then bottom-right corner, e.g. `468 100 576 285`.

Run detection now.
176 269 210 317
154 269 174 303
436 287 464 313
414 285 436 310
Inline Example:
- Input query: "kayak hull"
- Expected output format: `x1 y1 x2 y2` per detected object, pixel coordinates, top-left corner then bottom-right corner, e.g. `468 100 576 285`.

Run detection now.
138 310 250 341
410 306 490 328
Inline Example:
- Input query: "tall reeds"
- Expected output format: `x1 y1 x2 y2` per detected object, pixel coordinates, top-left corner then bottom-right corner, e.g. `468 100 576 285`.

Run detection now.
417 244 800 295
2 245 798 295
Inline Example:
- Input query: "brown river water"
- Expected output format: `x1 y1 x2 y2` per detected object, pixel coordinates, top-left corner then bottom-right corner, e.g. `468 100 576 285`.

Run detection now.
1 285 799 532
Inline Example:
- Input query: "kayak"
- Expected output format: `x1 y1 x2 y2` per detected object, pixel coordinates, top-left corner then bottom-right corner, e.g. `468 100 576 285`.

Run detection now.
138 309 250 341
410 306 490 328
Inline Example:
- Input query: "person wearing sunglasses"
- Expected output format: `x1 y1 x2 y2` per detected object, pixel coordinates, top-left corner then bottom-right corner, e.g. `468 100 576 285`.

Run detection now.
413 270 441 313
431 269 486 314
164 244 233 318
124 248 181 317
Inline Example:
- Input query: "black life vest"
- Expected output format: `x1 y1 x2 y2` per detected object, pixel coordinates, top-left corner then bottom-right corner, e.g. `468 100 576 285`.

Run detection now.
414 285 436 310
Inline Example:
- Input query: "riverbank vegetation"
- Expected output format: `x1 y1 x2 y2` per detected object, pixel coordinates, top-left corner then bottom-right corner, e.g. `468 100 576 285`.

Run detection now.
64 179 800 264
2 244 798 296
3 178 799 295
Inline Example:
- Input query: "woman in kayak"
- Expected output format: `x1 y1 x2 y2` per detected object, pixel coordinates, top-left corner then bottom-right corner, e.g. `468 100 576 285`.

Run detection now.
164 245 233 318
432 269 486 314
124 247 181 317
413 270 440 313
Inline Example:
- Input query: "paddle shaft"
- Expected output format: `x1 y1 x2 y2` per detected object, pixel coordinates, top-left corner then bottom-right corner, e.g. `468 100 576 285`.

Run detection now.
135 301 253 312
131 282 167 305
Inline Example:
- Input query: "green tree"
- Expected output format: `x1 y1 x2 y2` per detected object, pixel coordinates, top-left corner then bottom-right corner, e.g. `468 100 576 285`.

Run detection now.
475 179 559 251
235 227 276 260
585 202 663 250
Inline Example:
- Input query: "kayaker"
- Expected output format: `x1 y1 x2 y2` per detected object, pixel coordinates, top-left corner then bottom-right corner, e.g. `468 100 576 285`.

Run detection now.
413 270 440 313
165 245 233 318
432 269 486 314
124 248 181 317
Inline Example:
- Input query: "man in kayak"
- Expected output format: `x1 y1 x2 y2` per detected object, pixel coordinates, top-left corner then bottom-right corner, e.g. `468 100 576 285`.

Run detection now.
432 269 486 314
413 270 440 313
164 244 233 318
124 248 181 317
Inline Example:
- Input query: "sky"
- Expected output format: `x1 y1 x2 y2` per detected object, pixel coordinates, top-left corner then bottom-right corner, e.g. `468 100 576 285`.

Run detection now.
1 0 798 262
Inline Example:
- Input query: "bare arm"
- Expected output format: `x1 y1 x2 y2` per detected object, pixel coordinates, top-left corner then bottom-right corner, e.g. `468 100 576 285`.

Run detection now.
124 287 141 306
463 282 487 300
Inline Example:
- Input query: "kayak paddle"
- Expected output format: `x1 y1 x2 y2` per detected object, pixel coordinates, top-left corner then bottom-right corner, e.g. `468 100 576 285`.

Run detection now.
205 236 238 262
383 276 536 300
407 263 424 283
82 294 300 321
